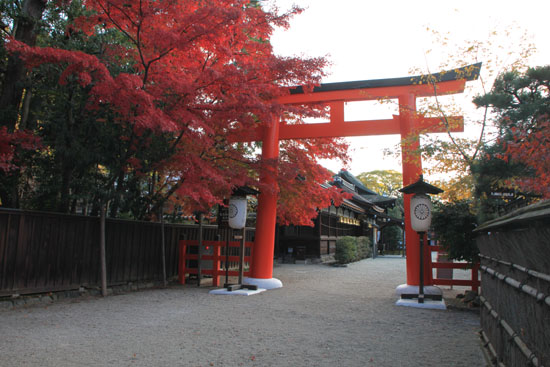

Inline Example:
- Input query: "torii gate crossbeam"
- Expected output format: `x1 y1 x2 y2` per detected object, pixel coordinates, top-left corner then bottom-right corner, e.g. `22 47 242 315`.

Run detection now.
241 64 481 291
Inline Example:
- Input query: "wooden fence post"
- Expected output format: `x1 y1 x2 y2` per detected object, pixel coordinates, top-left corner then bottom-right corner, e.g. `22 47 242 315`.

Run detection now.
472 263 479 293
178 240 187 285
213 242 220 287
197 213 203 287
99 203 108 297
160 207 167 287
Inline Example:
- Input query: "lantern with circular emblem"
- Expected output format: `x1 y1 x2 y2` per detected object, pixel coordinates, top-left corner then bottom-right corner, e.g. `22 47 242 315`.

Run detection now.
228 196 247 229
399 175 443 304
410 193 433 232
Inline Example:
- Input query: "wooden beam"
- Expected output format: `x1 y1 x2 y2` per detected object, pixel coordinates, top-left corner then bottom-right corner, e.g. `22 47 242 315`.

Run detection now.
279 118 400 140
278 116 463 140
229 115 464 142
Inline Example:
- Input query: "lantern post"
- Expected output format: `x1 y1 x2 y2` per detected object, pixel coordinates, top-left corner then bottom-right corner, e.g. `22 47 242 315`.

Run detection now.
397 175 444 308
225 188 259 292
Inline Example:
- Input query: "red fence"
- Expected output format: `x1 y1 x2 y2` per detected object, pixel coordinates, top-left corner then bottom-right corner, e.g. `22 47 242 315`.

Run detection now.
429 245 480 292
178 240 254 287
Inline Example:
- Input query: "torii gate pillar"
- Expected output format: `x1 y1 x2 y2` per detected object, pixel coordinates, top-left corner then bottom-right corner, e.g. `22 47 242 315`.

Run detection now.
243 116 283 289
397 94 437 297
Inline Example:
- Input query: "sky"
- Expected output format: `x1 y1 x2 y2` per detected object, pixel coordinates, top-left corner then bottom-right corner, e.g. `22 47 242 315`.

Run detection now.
264 0 550 176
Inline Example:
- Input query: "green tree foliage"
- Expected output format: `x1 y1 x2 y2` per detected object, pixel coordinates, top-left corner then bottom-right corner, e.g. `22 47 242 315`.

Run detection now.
470 143 529 223
380 226 403 254
474 65 550 199
356 170 403 253
432 200 478 263
356 170 402 197
474 66 550 137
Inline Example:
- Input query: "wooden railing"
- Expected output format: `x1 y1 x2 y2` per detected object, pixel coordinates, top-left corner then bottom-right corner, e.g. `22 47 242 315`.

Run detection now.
429 245 480 292
178 240 254 287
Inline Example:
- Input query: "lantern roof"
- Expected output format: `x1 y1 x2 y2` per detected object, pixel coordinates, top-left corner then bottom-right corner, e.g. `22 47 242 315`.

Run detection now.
399 175 443 195
232 186 260 197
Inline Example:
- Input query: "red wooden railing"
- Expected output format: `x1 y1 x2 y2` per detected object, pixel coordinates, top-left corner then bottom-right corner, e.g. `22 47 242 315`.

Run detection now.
178 240 254 287
429 245 480 293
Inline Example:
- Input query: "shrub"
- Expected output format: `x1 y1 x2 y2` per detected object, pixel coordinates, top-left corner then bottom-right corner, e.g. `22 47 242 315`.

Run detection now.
356 236 372 259
335 236 357 264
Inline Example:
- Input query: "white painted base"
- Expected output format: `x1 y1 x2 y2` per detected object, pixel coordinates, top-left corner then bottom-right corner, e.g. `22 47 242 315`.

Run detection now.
395 284 443 296
242 277 283 290
209 288 266 296
395 298 446 310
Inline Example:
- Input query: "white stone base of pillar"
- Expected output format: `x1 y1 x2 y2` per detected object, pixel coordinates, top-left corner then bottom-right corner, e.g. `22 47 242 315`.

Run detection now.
395 284 443 296
395 298 446 310
209 288 266 296
395 284 446 310
243 277 283 290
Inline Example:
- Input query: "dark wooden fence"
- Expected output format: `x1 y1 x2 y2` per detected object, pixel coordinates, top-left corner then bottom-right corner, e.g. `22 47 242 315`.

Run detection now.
475 200 550 367
0 208 255 296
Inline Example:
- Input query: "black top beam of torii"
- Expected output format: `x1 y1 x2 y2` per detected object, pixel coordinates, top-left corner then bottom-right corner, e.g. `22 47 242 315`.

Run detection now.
288 62 482 95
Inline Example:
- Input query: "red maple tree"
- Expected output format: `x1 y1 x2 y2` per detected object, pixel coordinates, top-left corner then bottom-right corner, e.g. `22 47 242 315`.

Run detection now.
502 117 550 198
0 127 40 172
5 0 349 223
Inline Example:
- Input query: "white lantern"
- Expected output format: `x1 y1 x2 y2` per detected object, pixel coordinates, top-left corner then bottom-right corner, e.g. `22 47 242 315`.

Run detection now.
410 193 432 232
228 196 247 229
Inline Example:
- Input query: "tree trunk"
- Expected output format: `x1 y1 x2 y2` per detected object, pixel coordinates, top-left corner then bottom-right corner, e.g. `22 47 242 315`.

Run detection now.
0 0 47 208
58 163 72 213
109 171 126 218
19 89 32 130
0 0 47 131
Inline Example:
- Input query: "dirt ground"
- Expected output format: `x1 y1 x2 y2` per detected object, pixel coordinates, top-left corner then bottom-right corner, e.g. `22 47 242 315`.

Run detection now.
0 256 485 367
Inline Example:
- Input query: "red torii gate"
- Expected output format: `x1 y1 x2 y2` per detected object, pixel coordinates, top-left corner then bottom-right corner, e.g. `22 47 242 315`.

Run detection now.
242 64 481 291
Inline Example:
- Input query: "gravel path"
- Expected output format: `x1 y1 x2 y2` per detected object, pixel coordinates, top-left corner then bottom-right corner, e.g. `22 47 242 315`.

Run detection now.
0 256 484 366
